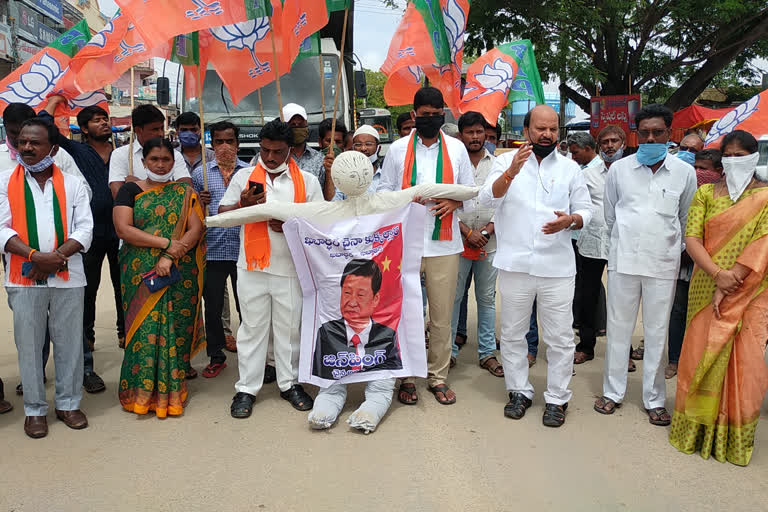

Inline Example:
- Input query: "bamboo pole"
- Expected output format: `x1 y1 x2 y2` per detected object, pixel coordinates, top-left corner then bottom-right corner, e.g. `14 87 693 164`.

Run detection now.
197 65 209 214
257 88 265 126
319 53 326 118
268 16 283 120
329 8 349 153
128 66 135 176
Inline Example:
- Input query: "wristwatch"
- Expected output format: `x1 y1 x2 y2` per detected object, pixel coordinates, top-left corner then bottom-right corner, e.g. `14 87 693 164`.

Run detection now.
481 229 490 239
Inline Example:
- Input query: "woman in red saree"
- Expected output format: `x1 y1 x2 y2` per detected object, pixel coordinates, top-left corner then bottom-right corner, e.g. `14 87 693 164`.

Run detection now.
669 130 768 466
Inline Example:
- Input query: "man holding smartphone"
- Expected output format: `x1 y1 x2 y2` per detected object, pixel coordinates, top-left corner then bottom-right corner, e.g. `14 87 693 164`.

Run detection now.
479 105 592 428
219 119 324 418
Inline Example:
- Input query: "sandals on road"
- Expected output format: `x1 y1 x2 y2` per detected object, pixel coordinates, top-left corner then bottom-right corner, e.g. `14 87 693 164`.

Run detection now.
398 383 418 405
480 356 504 377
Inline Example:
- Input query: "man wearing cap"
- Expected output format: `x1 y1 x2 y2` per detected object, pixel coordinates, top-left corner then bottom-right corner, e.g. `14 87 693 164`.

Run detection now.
281 103 334 200
334 125 382 200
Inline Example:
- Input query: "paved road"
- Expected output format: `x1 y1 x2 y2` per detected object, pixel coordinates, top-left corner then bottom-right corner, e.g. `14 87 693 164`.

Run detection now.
0 268 766 511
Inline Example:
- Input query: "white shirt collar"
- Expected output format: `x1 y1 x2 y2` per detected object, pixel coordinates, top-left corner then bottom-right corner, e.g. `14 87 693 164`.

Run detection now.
344 318 373 347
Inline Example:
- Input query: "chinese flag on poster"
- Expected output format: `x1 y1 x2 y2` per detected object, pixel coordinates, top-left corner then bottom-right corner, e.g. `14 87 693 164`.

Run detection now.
370 223 404 332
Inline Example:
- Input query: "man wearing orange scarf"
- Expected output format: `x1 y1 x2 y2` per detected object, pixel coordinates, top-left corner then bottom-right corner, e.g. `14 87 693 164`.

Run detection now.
378 87 476 406
0 118 93 438
219 119 323 419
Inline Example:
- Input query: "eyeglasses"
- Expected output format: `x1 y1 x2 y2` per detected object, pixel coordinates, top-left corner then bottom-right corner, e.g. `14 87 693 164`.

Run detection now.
637 129 669 138
679 145 698 152
353 142 378 149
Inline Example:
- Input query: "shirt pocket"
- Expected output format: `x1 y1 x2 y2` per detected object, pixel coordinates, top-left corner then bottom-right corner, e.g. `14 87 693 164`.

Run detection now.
653 190 679 217
545 182 571 212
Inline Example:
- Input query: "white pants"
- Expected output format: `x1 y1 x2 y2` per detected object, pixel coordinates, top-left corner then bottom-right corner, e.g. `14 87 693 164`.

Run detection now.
498 271 576 405
235 269 302 395
603 272 675 409
308 378 396 434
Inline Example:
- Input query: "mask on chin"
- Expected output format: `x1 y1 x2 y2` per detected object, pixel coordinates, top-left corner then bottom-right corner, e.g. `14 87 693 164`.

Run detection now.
146 168 174 182
600 147 624 163
531 141 557 158
258 154 290 174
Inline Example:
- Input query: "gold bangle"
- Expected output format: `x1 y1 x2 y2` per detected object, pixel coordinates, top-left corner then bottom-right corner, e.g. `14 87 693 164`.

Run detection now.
713 268 722 280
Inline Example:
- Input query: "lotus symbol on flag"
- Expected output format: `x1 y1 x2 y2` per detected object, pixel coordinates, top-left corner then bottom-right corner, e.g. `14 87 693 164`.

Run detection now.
0 53 65 105
705 93 760 145
465 58 516 99
443 0 466 64
88 12 119 49
211 19 272 79
67 91 108 109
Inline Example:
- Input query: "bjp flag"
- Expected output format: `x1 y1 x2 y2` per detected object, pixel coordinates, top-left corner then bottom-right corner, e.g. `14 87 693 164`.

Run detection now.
458 40 545 125
69 11 170 93
381 0 470 111
704 88 768 148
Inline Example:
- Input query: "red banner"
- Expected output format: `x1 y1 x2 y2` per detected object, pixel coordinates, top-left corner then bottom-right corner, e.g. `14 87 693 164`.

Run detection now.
589 94 641 138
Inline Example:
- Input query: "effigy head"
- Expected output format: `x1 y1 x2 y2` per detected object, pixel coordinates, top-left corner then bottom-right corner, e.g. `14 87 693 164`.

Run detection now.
331 150 374 198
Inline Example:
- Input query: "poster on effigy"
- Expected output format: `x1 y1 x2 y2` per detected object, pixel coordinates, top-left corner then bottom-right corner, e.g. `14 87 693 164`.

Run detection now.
283 203 427 388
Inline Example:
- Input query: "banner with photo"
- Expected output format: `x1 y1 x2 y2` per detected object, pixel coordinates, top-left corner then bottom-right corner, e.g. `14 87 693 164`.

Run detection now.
284 203 427 388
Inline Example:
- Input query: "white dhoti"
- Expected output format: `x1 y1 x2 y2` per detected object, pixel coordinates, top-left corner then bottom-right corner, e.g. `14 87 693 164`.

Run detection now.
234 269 302 395
603 271 675 409
498 271 576 405
308 378 396 434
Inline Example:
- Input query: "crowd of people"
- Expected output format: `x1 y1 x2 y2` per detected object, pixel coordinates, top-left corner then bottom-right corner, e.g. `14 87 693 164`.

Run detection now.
0 88 765 467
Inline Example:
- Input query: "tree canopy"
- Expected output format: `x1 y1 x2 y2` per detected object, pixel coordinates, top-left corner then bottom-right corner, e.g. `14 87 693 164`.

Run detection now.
463 0 768 111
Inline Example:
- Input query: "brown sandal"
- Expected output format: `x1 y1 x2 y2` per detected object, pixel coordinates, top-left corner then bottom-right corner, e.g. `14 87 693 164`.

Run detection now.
646 407 671 426
594 396 621 415
427 384 456 405
480 356 504 377
398 383 418 405
573 351 594 364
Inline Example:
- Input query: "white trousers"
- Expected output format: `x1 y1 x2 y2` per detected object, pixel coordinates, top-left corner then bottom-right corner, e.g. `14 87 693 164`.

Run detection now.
235 269 302 395
603 271 675 409
498 271 576 405
307 378 396 434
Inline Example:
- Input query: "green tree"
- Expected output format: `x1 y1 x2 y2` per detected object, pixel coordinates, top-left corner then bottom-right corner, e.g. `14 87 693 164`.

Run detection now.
355 68 412 117
463 0 768 111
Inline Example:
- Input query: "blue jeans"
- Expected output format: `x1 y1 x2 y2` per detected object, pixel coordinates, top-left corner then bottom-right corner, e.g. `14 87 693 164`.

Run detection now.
450 253 498 360
526 300 539 357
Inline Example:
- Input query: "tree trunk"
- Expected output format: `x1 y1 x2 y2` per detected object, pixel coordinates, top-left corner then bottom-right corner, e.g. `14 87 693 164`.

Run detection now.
559 83 591 112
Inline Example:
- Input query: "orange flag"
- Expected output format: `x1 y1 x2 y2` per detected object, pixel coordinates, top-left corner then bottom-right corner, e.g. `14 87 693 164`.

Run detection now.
704 88 768 148
380 0 470 111
459 48 520 125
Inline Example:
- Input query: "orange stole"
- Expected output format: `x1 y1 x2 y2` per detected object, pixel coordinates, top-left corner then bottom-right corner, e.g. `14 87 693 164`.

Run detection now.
7 163 69 285
243 160 306 270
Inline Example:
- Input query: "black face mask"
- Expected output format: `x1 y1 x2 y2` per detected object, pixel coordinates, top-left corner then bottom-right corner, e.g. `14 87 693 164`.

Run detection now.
415 115 444 139
531 142 557 158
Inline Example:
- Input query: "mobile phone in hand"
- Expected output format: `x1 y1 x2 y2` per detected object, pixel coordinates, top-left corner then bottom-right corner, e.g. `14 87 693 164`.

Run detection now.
248 181 264 195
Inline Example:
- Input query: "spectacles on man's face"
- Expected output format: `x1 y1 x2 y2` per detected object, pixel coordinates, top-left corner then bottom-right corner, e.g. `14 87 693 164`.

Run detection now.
637 129 668 138
679 145 698 153
353 142 378 149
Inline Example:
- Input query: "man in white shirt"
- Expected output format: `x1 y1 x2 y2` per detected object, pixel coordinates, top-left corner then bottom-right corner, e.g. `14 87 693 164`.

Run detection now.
567 132 608 365
0 118 93 438
594 104 697 427
479 105 592 427
108 104 190 198
219 119 324 419
378 87 475 406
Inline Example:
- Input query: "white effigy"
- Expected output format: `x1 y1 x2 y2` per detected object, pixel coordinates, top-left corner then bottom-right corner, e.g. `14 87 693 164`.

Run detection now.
207 151 479 434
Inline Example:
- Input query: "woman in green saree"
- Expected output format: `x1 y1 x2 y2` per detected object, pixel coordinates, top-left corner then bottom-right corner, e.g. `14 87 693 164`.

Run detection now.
113 138 206 418
669 130 768 465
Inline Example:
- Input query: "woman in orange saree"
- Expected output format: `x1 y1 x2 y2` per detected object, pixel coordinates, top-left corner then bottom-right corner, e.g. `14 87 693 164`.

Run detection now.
669 130 768 466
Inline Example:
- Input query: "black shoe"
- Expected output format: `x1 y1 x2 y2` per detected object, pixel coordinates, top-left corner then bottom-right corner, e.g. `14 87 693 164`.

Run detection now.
83 372 106 393
263 364 276 384
231 392 256 419
280 384 314 411
504 392 532 419
542 403 568 427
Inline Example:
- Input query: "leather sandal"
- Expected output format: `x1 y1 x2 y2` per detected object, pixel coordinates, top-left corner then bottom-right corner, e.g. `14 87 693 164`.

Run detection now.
231 392 256 419
542 403 568 427
202 362 227 378
573 351 594 364
594 396 621 415
397 383 418 405
646 407 671 426
504 392 532 419
480 356 504 377
280 384 314 411
427 384 456 405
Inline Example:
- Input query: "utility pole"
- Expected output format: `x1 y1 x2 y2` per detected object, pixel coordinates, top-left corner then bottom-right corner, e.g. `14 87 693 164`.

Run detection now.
8 0 19 70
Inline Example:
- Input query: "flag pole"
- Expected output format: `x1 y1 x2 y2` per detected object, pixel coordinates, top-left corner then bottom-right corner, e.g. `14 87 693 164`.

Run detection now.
257 88 265 126
128 66 135 176
319 53 326 118
329 7 349 152
197 64 209 215
268 16 284 120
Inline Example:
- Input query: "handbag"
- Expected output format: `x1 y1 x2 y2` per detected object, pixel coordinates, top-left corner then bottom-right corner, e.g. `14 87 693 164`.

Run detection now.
141 264 181 292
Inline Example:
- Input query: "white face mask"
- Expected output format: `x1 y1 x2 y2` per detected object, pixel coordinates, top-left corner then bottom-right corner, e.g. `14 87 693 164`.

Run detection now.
722 152 760 202
258 154 290 174
368 152 379 165
145 167 174 183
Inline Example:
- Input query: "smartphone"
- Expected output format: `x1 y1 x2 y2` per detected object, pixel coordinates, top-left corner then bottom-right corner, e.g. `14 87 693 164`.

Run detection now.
248 181 264 195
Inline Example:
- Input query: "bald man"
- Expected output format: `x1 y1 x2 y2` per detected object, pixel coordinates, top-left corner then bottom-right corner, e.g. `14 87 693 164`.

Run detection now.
478 105 592 427
676 133 704 166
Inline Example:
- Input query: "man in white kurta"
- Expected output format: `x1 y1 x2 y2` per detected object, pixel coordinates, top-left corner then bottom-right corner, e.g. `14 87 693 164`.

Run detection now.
377 87 475 405
219 119 324 419
597 104 697 425
479 105 592 427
